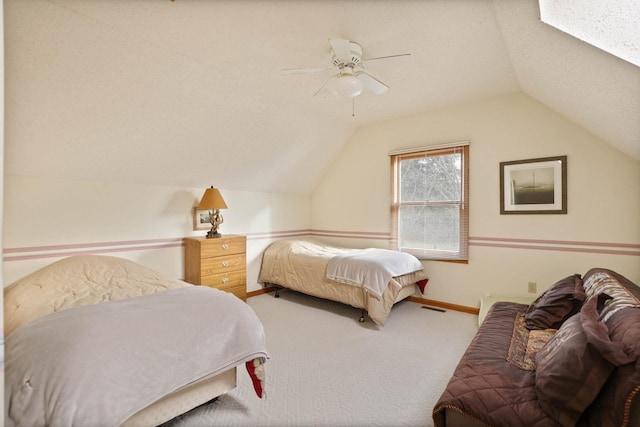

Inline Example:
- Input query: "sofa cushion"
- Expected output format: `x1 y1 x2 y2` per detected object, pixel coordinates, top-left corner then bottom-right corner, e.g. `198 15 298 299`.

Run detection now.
524 274 584 330
432 302 552 427
535 295 634 427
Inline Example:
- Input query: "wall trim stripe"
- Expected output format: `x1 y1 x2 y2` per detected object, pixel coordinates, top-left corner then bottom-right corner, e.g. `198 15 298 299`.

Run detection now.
469 236 640 256
308 229 390 240
4 237 185 254
245 230 311 240
4 238 184 262
471 236 640 249
470 242 639 256
4 230 638 262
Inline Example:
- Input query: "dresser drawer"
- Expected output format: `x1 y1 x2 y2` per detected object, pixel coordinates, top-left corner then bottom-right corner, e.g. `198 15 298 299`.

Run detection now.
200 236 246 258
218 284 246 301
201 270 246 290
201 253 245 275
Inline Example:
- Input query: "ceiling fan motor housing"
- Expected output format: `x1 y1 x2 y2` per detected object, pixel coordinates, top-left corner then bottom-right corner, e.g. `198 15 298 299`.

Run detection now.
332 41 363 71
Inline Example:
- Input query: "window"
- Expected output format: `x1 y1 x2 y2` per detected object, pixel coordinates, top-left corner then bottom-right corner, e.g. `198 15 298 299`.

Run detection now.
390 143 469 261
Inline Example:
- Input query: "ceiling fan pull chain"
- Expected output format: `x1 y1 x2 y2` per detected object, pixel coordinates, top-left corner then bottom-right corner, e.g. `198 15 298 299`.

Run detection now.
352 98 355 117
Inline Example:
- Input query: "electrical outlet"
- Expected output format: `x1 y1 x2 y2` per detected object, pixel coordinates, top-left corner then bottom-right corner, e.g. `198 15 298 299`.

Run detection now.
528 282 537 294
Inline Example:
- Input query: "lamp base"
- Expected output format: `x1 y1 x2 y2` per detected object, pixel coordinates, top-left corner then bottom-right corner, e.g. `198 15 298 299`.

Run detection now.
206 229 222 238
205 209 224 239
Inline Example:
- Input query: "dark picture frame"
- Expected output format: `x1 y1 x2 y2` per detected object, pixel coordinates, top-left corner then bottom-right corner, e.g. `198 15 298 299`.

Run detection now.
500 155 567 214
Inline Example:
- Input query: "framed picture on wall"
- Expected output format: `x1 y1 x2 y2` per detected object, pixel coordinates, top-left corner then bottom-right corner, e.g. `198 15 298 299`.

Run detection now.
193 207 212 230
500 155 567 214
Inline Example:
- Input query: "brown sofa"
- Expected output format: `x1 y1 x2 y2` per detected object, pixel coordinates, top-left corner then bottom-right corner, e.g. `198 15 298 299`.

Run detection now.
433 268 640 427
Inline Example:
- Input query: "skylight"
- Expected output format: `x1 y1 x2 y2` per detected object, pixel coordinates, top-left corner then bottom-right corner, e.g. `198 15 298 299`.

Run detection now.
539 0 640 67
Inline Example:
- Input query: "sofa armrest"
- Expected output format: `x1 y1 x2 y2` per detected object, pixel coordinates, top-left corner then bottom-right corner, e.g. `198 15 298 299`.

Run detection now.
478 295 536 326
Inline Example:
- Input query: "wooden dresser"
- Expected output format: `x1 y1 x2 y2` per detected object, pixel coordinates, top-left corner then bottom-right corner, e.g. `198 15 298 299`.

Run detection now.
184 235 247 301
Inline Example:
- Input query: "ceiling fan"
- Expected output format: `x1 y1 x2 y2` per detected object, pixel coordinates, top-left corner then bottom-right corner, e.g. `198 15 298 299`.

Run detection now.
282 38 412 98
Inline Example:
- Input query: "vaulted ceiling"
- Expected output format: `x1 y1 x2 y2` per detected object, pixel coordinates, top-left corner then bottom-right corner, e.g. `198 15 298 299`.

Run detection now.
4 0 639 194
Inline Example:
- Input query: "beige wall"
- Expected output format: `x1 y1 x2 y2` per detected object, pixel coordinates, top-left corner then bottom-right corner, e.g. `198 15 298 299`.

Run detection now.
3 175 310 291
4 92 639 310
311 92 640 308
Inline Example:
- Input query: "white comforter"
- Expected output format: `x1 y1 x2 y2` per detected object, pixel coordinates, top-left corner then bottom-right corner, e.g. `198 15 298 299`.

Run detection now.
5 286 268 427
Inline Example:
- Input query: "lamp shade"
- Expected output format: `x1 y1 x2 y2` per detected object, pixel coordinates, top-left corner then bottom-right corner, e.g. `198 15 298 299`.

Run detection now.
197 187 228 210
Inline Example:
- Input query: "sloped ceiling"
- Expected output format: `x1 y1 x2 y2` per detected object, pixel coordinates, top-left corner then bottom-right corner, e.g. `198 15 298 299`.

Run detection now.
4 0 639 195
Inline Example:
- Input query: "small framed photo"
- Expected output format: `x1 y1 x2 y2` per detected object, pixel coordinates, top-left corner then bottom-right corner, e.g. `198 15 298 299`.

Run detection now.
500 155 567 214
193 207 211 230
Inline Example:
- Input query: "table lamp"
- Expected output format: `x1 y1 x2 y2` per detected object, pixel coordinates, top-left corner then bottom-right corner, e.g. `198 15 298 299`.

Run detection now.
197 186 228 238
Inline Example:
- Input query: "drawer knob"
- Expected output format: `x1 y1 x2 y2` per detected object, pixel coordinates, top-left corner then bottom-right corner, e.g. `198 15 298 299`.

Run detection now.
221 244 229 250
222 261 229 267
222 277 229 284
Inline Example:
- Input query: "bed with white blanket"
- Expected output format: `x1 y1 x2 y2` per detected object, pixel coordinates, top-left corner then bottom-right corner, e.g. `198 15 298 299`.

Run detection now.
4 255 268 427
258 239 428 325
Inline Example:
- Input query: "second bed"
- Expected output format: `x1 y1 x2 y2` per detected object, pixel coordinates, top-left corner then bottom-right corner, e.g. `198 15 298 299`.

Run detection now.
258 239 428 325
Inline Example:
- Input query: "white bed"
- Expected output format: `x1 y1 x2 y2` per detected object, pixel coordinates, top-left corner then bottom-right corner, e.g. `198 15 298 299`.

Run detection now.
4 255 268 427
258 239 428 325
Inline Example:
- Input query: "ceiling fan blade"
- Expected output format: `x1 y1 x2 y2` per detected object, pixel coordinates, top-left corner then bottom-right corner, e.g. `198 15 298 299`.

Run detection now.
329 38 352 61
363 53 413 69
356 71 389 95
313 75 338 98
281 66 328 75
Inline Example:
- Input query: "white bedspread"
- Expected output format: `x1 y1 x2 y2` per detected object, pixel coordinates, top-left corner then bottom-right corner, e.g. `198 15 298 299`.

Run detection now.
5 286 268 427
326 248 424 299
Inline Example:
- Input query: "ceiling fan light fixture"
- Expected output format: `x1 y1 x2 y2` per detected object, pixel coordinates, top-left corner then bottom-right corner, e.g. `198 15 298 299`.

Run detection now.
331 75 364 98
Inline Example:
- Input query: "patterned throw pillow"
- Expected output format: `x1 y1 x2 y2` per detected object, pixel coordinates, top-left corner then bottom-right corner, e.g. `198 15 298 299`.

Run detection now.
507 312 556 371
583 270 640 322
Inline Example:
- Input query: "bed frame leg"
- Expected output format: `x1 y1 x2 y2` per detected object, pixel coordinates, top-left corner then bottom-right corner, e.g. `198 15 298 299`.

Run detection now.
359 309 365 323
266 283 280 298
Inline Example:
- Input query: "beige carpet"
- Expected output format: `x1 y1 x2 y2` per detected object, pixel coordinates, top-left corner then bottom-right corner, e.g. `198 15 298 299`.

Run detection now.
162 290 478 427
